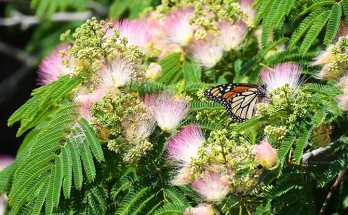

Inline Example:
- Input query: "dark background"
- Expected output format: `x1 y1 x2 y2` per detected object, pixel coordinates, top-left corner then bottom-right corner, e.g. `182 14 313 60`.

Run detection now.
0 1 37 157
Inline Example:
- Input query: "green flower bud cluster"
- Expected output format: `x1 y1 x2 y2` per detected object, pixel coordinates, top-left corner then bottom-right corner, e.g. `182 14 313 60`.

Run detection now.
264 125 288 141
322 36 348 78
91 91 129 134
61 17 143 78
91 91 154 162
191 129 261 194
256 84 311 128
156 0 244 40
124 140 153 163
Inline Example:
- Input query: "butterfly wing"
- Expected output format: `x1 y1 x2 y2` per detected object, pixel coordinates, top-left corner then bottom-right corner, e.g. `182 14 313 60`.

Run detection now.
204 84 265 123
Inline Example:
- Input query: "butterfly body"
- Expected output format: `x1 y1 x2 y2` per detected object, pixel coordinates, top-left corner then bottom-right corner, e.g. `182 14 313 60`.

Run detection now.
204 83 266 123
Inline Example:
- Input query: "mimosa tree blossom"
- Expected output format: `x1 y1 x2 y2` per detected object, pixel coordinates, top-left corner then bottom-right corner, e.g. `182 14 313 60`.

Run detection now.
190 39 223 69
38 44 71 85
97 56 138 89
104 19 149 49
219 20 248 51
239 0 256 25
166 124 205 167
144 92 190 132
192 172 229 202
261 63 303 94
163 7 197 46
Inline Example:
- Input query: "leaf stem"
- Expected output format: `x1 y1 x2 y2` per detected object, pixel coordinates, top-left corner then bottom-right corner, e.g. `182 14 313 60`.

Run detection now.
319 169 347 215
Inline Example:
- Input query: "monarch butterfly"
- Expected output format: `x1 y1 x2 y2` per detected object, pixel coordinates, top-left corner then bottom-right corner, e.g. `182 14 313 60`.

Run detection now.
204 83 267 123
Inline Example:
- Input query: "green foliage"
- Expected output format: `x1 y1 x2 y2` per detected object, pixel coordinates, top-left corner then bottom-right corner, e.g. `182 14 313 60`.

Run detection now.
109 0 154 19
8 75 82 137
189 102 225 111
6 103 104 214
324 4 342 45
31 0 90 19
5 0 348 214
299 10 330 55
278 131 296 164
156 53 184 85
183 58 202 83
293 122 313 163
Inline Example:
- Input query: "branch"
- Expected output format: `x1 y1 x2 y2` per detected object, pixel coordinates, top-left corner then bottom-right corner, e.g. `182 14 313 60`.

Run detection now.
301 142 335 164
319 169 347 215
0 10 93 29
0 1 109 29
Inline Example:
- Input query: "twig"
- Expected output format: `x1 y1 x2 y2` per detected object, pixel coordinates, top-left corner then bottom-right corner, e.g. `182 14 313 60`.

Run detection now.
319 169 347 215
302 142 335 164
87 2 109 16
308 161 334 165
0 10 93 29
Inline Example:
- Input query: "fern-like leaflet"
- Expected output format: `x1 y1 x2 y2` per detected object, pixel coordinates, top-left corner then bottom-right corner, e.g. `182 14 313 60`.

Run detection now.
7 103 104 215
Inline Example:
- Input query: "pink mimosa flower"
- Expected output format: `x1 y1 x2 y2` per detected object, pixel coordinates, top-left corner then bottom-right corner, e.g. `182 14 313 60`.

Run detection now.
190 38 223 69
219 20 248 51
260 63 302 94
163 7 197 46
97 57 137 90
311 45 335 66
338 94 348 111
255 140 279 169
183 204 215 215
240 0 256 24
166 124 205 167
123 114 156 144
192 172 229 202
171 166 195 186
144 92 190 132
38 44 71 85
0 156 13 170
74 87 108 122
104 19 149 49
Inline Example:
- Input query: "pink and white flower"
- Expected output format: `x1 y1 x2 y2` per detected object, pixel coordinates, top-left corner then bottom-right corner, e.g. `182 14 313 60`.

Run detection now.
260 63 303 94
123 114 156 144
190 38 223 69
311 45 335 66
171 166 195 186
338 93 348 111
255 140 279 169
38 44 71 85
192 172 229 202
166 124 205 167
163 7 197 46
104 19 150 49
97 57 137 90
183 204 215 215
144 92 190 132
219 20 248 51
239 0 256 24
74 87 108 121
